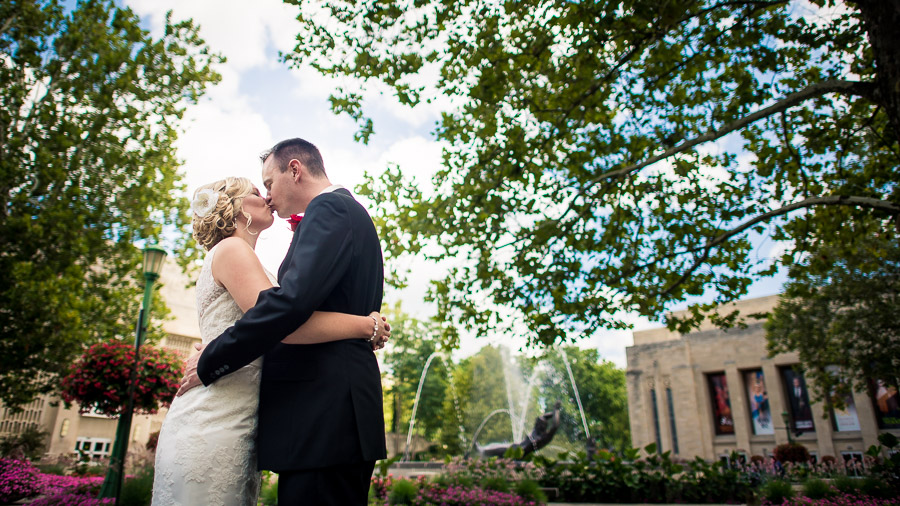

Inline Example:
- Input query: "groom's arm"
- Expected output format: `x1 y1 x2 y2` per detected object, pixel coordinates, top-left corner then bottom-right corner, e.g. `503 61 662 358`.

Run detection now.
196 193 354 386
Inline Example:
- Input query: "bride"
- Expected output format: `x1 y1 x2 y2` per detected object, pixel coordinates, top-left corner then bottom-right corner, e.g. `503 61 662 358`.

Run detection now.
151 177 389 506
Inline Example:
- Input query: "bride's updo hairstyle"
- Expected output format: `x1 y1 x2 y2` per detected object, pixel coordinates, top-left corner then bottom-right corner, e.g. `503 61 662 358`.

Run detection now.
191 177 255 250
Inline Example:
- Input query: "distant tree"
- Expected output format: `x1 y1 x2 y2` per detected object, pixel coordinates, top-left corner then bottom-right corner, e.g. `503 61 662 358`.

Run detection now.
0 426 48 460
380 304 448 446
766 231 900 407
0 0 221 410
287 0 900 348
453 346 516 451
537 347 631 453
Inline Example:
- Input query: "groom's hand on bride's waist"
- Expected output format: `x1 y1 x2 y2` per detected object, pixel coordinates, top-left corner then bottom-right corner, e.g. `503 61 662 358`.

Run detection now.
176 342 207 397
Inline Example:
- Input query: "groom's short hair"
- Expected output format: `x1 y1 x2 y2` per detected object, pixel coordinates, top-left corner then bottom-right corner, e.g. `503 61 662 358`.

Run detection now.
261 138 327 178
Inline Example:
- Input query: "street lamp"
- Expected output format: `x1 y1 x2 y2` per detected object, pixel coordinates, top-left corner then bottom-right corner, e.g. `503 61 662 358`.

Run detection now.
99 245 167 503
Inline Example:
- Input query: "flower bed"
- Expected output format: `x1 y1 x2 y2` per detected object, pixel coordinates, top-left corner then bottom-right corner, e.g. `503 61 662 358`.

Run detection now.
1 458 112 505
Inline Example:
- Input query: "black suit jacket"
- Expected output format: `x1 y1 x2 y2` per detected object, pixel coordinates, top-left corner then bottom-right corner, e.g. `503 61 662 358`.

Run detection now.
197 188 387 471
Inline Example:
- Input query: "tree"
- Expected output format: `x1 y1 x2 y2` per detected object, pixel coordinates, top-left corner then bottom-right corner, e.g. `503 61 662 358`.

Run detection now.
0 0 221 410
286 0 900 347
766 230 900 407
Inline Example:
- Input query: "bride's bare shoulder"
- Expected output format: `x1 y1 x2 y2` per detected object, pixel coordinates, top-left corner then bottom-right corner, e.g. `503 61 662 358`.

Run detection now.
211 237 260 274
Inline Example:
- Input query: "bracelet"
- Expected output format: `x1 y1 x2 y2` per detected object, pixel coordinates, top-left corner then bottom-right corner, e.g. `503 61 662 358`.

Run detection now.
369 316 378 343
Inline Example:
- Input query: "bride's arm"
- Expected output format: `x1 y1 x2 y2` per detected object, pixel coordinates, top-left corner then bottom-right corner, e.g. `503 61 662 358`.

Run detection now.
212 237 388 346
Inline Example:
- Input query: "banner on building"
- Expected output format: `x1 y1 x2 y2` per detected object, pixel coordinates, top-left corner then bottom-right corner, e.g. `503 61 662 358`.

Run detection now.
781 367 815 432
872 379 900 429
744 369 774 435
708 373 734 435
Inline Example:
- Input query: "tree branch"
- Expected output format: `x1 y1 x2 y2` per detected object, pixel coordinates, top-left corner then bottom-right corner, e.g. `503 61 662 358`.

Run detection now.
0 15 16 39
657 195 900 298
593 79 876 185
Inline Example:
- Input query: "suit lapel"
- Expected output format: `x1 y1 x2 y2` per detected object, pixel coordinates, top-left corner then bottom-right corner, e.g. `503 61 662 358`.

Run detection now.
278 231 299 281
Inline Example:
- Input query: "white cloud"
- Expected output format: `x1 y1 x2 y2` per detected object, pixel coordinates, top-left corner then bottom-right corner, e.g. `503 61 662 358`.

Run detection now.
127 0 300 71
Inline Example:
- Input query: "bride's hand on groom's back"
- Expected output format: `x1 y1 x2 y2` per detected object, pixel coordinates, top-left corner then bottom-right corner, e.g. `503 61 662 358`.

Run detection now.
176 342 207 397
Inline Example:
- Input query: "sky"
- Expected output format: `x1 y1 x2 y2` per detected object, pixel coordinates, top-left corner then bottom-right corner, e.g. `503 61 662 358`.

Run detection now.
125 0 786 367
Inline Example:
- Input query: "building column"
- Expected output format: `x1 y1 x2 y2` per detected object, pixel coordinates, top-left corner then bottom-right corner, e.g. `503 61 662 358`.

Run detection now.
725 364 751 454
762 363 789 446
853 387 882 449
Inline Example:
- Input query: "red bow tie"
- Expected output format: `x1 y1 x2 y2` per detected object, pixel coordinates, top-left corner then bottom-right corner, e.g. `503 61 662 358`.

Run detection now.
287 214 303 231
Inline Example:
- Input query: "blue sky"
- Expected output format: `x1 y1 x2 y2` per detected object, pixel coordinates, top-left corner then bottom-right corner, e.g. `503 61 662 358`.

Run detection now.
126 0 787 367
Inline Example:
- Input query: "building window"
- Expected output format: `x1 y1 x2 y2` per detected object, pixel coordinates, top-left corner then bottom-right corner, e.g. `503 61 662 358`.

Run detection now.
781 367 815 432
707 373 734 435
75 437 111 461
744 369 774 435
650 389 662 453
841 451 865 476
666 387 679 454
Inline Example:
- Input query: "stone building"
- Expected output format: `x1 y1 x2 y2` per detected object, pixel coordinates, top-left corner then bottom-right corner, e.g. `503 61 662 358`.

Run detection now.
626 295 899 463
0 258 201 461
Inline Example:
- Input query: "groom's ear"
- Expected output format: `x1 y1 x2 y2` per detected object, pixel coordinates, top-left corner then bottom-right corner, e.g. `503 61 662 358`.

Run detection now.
289 159 303 183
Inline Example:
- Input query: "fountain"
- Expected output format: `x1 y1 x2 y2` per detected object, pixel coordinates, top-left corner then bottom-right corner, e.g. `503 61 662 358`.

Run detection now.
467 401 563 458
399 345 594 464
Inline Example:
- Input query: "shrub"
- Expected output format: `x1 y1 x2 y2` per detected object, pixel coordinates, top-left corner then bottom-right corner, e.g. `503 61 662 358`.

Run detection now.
761 479 794 504
29 494 114 505
774 442 811 464
120 466 154 506
145 431 160 452
803 477 836 499
0 458 41 503
860 475 894 499
781 491 900 505
514 479 547 504
831 474 861 494
415 483 536 505
479 474 510 493
388 478 419 505
37 474 104 497
0 426 49 460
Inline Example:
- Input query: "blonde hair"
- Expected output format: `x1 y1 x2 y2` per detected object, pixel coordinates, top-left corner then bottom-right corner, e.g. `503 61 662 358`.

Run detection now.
191 177 255 250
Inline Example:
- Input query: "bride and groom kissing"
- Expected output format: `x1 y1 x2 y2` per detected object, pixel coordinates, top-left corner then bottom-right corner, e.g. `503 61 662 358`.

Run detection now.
151 138 391 505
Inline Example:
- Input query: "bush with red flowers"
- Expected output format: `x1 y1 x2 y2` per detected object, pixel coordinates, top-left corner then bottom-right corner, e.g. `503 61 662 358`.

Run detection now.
60 341 184 416
774 442 812 464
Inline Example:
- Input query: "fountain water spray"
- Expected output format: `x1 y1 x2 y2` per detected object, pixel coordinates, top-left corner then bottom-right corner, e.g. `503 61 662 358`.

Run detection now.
403 351 467 461
557 347 591 440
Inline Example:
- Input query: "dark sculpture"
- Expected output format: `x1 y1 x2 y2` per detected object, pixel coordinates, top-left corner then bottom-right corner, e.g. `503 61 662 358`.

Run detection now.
471 401 562 458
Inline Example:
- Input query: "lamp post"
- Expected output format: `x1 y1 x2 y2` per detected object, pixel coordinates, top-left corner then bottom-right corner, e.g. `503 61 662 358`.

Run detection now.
781 411 793 444
99 246 167 503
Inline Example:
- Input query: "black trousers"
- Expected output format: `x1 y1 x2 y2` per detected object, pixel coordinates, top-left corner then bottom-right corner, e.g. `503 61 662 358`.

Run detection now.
277 460 376 506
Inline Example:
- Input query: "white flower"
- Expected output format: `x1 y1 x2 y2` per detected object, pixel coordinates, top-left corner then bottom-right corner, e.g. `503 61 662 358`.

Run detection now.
190 189 220 218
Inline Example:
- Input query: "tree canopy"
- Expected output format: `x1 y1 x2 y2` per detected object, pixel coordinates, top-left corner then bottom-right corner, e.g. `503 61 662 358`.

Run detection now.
0 0 220 410
287 0 900 347
766 230 900 407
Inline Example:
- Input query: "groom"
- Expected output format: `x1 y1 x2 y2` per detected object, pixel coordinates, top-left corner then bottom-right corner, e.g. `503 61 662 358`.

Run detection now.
180 138 387 504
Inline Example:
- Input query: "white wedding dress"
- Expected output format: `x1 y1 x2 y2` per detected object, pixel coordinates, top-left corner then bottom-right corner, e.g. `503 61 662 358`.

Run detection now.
152 245 274 506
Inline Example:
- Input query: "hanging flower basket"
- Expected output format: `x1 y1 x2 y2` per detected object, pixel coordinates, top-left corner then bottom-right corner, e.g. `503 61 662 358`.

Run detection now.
60 341 184 416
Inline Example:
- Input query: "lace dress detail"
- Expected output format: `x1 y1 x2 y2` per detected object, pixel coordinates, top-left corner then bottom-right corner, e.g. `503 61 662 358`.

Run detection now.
152 245 274 506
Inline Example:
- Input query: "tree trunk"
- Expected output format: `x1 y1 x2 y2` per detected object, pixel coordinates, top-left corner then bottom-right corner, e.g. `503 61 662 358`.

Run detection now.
855 0 900 144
